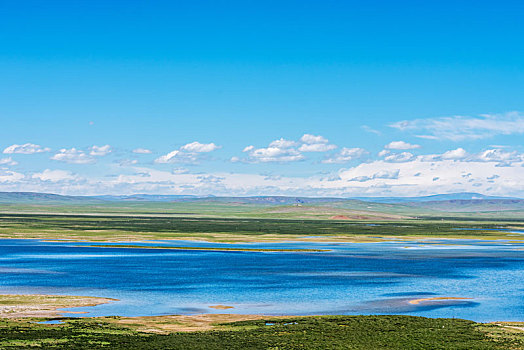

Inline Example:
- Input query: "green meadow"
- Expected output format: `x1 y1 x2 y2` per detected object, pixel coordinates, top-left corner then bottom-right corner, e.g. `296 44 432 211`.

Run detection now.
1 315 523 349
0 211 522 243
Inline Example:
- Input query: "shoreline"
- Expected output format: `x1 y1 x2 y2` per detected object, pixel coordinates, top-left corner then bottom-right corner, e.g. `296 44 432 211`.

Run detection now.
1 234 523 245
0 294 117 319
2 313 523 349
1 293 523 349
81 244 330 252
1 294 522 325
2 312 524 335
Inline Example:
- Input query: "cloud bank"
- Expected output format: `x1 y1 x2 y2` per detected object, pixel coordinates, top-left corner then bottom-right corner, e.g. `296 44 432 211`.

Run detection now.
390 111 524 141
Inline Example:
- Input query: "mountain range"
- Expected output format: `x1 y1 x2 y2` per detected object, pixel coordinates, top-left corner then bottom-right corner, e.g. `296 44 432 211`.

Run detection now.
0 191 523 213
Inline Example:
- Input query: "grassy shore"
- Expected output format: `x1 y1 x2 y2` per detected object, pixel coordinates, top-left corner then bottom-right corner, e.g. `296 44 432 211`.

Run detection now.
0 295 522 349
0 315 523 349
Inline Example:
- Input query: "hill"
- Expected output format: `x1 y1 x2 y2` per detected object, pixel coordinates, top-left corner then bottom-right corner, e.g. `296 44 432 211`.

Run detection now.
0 192 102 204
353 192 514 203
407 199 524 212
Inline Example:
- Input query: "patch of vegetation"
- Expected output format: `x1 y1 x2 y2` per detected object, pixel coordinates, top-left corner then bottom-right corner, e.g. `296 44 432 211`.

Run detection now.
0 213 522 242
0 315 522 349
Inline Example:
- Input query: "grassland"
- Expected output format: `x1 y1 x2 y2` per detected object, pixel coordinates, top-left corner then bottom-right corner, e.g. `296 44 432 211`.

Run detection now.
0 212 522 243
0 199 421 219
0 315 523 349
0 202 523 348
0 196 523 243
3 193 524 221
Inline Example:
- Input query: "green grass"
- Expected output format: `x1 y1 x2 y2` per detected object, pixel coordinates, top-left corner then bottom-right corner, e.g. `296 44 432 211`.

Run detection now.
0 212 522 242
0 316 522 349
2 196 524 223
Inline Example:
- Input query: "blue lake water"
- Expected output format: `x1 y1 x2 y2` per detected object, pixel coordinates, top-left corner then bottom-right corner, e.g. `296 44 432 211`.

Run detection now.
0 238 523 322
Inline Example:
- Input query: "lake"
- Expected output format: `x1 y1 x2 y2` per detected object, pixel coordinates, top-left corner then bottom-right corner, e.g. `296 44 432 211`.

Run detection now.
0 238 523 322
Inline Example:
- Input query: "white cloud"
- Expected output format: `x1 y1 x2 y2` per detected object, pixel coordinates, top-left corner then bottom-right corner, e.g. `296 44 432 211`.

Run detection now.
241 137 303 163
51 148 95 164
172 168 189 174
390 111 524 141
323 148 367 164
247 146 304 163
299 134 336 152
155 150 181 164
155 141 220 164
32 169 77 182
422 148 522 165
384 152 415 163
3 143 51 154
329 157 524 197
381 152 415 163
441 148 468 160
0 170 24 183
133 148 152 154
0 157 17 166
118 159 139 166
90 145 112 156
107 157 524 197
300 134 329 145
269 138 297 149
238 134 336 163
3 153 524 197
477 148 522 164
415 135 440 140
299 143 337 152
104 167 313 196
384 141 420 150
373 169 400 179
180 141 220 153
349 169 399 182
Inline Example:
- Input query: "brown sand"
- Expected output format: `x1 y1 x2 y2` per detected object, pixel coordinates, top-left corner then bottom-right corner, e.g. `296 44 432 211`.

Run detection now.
408 297 472 305
0 294 117 318
103 314 296 333
209 305 234 310
330 215 351 220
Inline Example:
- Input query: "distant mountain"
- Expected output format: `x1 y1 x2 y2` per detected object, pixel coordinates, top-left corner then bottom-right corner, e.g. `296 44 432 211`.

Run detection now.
0 192 522 214
406 199 524 212
91 194 201 202
0 192 337 205
177 196 347 205
0 192 102 204
352 193 515 204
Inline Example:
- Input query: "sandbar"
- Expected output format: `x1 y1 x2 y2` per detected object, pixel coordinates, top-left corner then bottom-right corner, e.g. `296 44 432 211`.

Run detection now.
0 294 117 318
408 297 472 305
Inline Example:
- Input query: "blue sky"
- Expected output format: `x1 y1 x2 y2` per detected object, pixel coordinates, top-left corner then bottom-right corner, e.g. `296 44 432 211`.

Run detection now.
1 1 523 196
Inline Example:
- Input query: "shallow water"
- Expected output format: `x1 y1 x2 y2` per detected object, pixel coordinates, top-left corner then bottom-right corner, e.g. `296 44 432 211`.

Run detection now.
36 320 64 325
0 239 523 322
